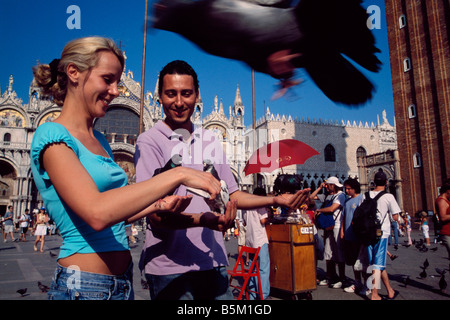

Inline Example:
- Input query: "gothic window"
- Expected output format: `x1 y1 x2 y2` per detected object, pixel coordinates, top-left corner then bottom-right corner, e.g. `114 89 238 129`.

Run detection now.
236 108 243 125
3 133 11 145
356 146 366 159
324 144 336 162
256 173 265 188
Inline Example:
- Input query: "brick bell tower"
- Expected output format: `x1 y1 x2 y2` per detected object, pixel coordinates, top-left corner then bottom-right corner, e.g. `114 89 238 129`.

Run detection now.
384 0 450 216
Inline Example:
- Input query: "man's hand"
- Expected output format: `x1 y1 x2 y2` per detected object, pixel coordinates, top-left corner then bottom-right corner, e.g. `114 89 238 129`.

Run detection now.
273 188 311 210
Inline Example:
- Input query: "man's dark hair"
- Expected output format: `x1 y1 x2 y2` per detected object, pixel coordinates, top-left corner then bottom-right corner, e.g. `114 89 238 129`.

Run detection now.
344 178 361 194
273 174 302 195
158 60 199 95
374 170 387 186
440 180 450 194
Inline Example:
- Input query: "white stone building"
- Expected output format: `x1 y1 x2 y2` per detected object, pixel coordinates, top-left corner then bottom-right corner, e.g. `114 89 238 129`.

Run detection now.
246 107 398 193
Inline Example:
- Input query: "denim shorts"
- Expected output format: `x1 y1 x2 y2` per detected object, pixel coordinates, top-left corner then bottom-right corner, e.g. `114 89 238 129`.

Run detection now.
48 263 134 300
440 234 450 258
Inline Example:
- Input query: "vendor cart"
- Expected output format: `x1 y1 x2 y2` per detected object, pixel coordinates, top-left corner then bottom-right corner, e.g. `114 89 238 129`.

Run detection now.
266 223 316 299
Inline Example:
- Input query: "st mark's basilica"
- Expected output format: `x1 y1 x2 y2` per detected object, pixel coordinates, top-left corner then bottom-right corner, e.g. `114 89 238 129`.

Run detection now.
0 56 399 218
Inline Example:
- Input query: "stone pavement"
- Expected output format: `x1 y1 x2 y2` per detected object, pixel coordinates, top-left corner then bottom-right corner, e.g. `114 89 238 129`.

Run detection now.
0 227 449 301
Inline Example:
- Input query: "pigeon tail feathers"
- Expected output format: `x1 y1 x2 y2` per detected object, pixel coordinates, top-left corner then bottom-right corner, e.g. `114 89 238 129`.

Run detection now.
295 0 381 72
294 0 381 105
303 52 375 106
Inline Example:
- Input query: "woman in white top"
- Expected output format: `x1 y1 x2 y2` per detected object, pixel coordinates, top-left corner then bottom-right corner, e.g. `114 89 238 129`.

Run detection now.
34 208 48 252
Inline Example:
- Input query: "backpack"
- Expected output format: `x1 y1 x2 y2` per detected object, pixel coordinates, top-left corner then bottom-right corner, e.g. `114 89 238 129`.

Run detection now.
352 191 387 245
315 211 339 230
315 194 341 230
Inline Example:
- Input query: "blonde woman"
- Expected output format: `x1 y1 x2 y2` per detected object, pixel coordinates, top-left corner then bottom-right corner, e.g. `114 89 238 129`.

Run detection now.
30 37 228 300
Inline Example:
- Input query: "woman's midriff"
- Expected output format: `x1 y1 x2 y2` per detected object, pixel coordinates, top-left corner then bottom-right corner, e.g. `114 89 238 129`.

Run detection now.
58 250 132 275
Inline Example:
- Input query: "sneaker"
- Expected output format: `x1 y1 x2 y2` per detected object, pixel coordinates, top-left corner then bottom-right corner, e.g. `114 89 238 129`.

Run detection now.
331 281 342 289
318 279 329 286
358 286 371 296
344 284 356 293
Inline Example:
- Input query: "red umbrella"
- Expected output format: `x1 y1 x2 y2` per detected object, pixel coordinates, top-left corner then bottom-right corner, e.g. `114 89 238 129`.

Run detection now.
243 139 319 176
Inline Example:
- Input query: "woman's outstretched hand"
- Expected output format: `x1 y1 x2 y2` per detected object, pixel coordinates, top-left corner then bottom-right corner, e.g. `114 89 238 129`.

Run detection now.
155 195 193 214
273 188 311 210
176 167 221 200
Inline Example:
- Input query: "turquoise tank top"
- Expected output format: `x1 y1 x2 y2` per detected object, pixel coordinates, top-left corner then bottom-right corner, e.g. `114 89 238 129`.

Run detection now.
30 122 129 259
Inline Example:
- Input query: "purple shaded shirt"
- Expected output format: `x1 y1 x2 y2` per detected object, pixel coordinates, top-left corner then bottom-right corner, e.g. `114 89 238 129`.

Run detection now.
134 121 238 275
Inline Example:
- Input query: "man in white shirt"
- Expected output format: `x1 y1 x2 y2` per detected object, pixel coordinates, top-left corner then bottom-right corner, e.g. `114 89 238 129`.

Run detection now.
19 209 31 242
314 177 347 288
367 170 400 300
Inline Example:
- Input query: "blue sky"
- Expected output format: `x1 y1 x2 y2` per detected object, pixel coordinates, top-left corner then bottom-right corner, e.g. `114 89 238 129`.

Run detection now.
0 0 394 127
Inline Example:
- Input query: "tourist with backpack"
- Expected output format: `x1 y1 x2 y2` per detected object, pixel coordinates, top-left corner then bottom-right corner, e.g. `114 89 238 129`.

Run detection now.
313 177 347 289
340 178 370 295
363 170 400 300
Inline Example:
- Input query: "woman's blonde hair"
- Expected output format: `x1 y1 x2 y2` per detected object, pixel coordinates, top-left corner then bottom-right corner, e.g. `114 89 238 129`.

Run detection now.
33 37 124 106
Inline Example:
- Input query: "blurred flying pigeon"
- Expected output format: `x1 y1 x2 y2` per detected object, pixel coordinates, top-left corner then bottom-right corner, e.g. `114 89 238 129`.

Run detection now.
152 0 381 105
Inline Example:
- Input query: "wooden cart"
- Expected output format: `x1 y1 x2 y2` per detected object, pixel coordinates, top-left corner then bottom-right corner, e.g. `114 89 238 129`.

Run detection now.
266 223 316 299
